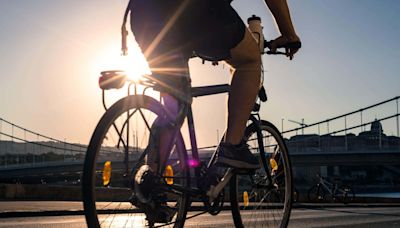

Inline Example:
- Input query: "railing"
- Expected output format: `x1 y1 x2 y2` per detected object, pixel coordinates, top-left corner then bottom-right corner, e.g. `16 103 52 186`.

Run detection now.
0 117 87 167
282 96 400 153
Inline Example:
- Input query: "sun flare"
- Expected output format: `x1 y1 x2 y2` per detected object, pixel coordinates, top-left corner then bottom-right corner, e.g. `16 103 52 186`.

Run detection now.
92 42 151 82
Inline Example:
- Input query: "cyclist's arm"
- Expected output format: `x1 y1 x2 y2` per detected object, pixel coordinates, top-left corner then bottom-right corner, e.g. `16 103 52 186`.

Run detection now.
264 0 300 58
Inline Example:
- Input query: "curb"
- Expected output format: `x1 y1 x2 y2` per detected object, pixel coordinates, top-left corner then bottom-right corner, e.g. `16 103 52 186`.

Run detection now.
0 210 84 218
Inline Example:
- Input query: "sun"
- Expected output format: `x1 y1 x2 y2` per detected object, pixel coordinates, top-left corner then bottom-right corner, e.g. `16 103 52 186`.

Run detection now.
123 45 152 81
90 41 158 104
92 41 151 82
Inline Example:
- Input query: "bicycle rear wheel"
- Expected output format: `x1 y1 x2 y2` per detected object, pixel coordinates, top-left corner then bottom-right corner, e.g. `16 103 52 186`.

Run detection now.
230 120 292 228
82 95 189 227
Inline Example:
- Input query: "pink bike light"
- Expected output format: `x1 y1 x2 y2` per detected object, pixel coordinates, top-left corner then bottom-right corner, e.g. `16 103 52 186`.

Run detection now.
188 159 200 168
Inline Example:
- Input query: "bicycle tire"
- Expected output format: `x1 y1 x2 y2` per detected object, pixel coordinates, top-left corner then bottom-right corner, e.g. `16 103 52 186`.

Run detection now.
336 185 355 204
230 120 293 228
82 95 190 228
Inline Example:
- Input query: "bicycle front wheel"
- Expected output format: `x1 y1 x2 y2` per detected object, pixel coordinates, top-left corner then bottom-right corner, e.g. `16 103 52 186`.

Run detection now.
230 120 293 228
82 95 190 227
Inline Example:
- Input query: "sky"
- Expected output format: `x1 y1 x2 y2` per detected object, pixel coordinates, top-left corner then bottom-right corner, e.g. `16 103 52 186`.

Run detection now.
0 0 399 147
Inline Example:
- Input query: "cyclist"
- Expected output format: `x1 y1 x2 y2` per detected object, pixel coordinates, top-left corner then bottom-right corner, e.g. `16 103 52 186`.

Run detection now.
129 0 300 197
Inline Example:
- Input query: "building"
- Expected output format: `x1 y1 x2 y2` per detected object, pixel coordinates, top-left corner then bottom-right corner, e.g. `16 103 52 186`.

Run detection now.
286 120 400 194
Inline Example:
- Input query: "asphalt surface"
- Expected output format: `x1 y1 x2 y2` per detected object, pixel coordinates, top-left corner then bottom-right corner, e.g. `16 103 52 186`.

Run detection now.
0 201 400 227
0 207 399 227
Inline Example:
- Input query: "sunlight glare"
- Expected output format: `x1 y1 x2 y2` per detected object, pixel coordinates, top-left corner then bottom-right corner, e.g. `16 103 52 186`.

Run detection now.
92 42 151 82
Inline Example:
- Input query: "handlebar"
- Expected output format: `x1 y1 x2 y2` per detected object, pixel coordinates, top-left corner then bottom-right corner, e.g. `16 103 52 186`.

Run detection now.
263 40 302 55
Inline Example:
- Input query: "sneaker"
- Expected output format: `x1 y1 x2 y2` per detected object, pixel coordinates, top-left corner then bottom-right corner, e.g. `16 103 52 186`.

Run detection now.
216 142 260 170
201 143 260 198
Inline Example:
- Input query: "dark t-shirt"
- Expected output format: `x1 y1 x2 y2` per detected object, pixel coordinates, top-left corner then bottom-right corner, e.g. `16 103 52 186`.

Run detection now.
130 0 245 61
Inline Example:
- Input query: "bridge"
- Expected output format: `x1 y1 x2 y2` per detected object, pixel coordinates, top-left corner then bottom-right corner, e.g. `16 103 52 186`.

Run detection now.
0 96 399 194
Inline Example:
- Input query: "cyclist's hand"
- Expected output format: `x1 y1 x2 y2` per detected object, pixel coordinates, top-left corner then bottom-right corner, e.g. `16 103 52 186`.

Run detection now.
269 35 301 60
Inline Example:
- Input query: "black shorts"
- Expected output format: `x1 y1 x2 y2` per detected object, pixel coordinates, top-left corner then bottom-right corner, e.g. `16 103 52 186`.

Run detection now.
130 0 245 62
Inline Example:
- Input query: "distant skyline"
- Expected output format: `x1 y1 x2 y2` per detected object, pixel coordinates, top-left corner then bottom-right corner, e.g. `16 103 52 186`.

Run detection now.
1 0 399 147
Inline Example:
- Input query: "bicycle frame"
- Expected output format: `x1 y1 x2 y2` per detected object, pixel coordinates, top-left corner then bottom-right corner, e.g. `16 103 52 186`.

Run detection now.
317 175 338 196
100 73 232 189
99 73 272 201
167 85 271 201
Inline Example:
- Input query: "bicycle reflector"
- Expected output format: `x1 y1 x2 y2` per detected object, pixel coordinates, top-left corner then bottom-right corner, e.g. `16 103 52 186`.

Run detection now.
243 191 249 207
99 71 127 90
164 165 174 185
102 161 112 186
270 158 278 171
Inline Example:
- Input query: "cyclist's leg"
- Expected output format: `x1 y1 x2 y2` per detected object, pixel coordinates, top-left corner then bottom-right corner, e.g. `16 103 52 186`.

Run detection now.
147 93 181 172
225 28 261 145
212 28 262 170
203 28 261 195
143 52 189 173
131 1 191 172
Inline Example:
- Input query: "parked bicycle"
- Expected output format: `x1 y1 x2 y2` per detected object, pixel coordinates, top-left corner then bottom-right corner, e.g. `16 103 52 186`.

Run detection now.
82 15 295 228
307 174 355 204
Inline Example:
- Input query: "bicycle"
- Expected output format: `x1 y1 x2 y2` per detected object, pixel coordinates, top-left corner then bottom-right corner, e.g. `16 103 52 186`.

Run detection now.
307 174 355 204
82 15 294 228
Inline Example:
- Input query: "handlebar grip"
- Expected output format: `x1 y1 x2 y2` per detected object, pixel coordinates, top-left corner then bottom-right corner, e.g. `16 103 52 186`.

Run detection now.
283 41 302 49
258 86 267 102
263 40 302 55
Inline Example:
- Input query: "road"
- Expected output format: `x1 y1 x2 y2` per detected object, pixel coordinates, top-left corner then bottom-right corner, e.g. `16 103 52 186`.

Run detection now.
0 204 399 227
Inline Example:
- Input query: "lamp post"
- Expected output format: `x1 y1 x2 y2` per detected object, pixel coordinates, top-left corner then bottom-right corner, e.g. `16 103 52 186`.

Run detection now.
397 98 399 138
64 138 67 162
